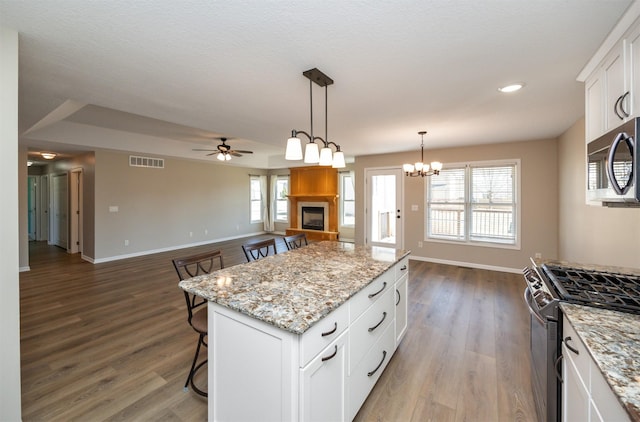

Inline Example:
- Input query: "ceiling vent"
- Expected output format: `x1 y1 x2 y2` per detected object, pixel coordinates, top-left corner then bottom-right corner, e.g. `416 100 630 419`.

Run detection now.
129 155 164 169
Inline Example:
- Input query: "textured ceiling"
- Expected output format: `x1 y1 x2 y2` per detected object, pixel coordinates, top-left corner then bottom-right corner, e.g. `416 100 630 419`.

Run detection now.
0 0 633 168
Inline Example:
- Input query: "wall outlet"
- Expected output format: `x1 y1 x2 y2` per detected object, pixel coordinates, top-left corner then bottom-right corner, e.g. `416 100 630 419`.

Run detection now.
124 239 129 246
205 229 208 235
189 231 193 238
411 204 419 211
418 241 423 248
109 205 119 213
535 252 542 259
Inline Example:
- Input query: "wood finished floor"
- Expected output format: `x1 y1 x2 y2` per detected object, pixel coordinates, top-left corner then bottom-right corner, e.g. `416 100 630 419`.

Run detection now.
20 238 536 421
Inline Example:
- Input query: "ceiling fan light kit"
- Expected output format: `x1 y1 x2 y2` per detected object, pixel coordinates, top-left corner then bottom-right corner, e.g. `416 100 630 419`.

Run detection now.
403 131 443 177
285 68 346 168
193 137 253 162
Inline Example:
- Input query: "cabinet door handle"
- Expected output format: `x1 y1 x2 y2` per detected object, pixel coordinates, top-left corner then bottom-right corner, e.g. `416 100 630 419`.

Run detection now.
614 95 624 120
620 91 631 117
367 350 388 377
555 354 563 383
321 345 338 362
321 322 338 337
400 264 407 271
368 281 387 299
368 311 387 332
396 289 401 306
564 336 579 355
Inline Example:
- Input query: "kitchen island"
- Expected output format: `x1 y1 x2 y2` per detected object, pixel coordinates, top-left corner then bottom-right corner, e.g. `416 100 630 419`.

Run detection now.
179 241 410 421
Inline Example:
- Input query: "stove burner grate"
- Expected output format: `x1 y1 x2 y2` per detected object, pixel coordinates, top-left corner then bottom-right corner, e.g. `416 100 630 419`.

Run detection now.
542 265 640 314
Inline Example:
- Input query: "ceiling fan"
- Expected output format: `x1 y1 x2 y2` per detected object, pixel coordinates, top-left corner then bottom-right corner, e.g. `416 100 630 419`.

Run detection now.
193 137 253 161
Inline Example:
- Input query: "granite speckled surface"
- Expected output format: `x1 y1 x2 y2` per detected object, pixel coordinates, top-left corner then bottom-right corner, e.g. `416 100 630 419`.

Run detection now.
561 303 640 421
179 241 409 335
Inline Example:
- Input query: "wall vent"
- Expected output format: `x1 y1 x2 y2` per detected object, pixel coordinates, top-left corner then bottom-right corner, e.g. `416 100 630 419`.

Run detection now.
129 155 164 169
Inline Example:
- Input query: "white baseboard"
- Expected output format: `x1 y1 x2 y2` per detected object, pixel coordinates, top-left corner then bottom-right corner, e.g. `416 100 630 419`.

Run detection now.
19 266 31 272
92 231 267 264
409 255 521 274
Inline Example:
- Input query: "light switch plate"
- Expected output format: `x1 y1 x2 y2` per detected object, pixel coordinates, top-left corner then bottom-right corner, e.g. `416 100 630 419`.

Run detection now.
109 205 119 213
411 204 419 211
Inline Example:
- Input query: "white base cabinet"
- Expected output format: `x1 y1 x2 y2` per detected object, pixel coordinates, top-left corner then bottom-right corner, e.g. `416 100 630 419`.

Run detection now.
561 315 630 422
207 257 409 421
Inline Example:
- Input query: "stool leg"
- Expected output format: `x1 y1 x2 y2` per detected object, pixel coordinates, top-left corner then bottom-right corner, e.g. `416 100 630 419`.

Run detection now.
185 333 206 396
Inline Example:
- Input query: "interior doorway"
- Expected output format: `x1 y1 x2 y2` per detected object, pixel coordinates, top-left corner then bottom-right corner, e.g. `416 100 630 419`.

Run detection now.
51 173 68 249
69 168 83 254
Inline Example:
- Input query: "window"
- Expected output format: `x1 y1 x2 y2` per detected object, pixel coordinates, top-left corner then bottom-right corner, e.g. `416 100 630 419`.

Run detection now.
340 171 355 227
426 160 519 247
250 176 263 223
275 176 289 222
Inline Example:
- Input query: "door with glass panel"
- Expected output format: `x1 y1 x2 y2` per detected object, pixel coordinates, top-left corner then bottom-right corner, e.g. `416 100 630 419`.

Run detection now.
365 168 403 249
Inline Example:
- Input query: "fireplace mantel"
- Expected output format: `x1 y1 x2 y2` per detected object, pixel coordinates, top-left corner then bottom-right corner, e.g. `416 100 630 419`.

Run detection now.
286 166 339 241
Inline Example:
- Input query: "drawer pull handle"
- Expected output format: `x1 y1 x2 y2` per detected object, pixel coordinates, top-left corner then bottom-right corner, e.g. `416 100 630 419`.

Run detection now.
321 322 338 337
368 282 387 299
321 345 338 362
400 264 407 271
368 311 387 332
367 350 387 377
564 336 579 355
396 289 401 306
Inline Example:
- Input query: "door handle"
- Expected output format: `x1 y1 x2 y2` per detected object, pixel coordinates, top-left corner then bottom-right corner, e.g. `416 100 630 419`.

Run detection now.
614 95 624 120
396 209 400 219
619 91 631 118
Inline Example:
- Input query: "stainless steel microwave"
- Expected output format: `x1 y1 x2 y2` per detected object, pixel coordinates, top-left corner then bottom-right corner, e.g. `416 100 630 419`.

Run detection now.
587 118 639 206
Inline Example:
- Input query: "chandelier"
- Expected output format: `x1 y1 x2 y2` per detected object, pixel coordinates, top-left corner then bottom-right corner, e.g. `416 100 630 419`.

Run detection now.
285 68 345 168
403 131 442 177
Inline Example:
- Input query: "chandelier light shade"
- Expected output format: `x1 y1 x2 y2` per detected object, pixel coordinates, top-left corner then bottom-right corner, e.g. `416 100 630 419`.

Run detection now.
285 134 303 160
285 68 346 168
403 131 442 177
40 152 57 160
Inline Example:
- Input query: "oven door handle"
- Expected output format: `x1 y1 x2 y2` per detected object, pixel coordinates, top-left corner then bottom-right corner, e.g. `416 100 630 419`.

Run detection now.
523 286 546 326
555 354 563 383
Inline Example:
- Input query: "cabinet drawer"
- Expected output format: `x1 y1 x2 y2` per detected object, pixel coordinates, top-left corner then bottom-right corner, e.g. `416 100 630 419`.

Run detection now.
300 301 349 367
395 257 409 280
348 322 395 421
350 269 394 323
349 287 394 372
562 316 590 388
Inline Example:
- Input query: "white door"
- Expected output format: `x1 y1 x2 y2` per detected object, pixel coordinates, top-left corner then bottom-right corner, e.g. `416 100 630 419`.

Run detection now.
39 175 49 241
51 173 68 249
365 168 403 249
27 176 37 241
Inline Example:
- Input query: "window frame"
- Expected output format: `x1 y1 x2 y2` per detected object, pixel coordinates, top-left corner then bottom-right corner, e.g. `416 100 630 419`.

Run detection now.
424 159 521 250
339 171 355 228
250 176 263 223
274 175 289 223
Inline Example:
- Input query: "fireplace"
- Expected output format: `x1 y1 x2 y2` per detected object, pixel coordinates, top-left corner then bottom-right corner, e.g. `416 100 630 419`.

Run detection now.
301 206 325 231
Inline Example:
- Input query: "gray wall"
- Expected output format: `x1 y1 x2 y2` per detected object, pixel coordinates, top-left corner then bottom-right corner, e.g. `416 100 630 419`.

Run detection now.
93 150 268 261
354 138 559 272
559 118 640 268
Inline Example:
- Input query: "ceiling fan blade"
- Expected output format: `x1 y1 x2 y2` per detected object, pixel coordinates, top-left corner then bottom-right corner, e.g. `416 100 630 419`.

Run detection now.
230 152 243 157
193 148 217 151
232 150 253 154
206 152 217 156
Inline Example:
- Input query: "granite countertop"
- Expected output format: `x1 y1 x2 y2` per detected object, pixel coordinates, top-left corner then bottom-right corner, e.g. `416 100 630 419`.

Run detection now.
179 241 410 335
561 303 640 421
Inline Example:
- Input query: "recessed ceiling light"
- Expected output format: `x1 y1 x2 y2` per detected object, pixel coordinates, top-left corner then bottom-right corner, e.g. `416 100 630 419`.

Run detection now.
498 83 525 93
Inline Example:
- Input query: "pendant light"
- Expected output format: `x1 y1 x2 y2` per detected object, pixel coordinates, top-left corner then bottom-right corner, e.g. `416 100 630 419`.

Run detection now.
285 68 346 168
403 131 442 177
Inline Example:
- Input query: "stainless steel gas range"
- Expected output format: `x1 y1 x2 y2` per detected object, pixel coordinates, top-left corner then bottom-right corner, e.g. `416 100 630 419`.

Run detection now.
522 259 640 422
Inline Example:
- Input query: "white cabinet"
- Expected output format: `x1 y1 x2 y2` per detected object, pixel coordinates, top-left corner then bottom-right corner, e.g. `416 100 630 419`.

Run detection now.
395 272 408 346
582 16 640 142
207 258 409 422
300 330 348 422
561 315 630 422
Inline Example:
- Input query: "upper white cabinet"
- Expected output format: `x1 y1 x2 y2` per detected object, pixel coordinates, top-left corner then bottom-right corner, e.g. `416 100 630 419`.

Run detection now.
581 3 640 142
